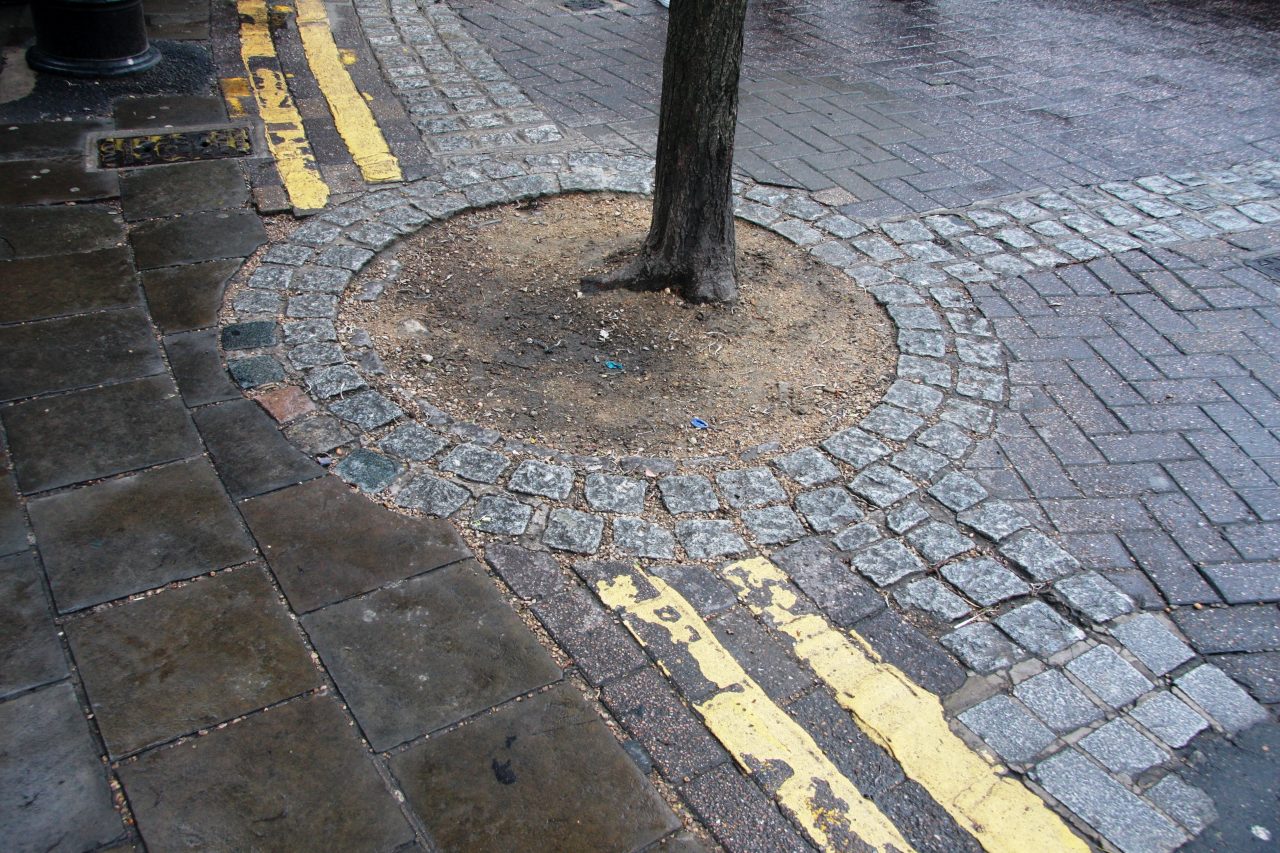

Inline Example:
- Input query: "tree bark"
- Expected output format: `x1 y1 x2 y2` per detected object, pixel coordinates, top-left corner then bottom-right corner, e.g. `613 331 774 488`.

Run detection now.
587 0 749 304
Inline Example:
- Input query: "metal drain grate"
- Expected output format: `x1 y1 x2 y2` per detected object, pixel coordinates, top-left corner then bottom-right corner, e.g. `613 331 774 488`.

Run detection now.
1245 254 1280 281
96 127 254 169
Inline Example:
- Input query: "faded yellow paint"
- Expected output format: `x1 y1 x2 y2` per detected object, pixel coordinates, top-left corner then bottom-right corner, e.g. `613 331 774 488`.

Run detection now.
235 0 329 210
598 572 915 853
340 48 359 66
293 0 402 183
721 558 1090 853
219 77 252 118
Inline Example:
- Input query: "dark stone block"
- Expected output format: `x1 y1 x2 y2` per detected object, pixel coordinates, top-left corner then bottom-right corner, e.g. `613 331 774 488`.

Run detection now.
0 120 108 162
0 683 123 851
0 158 119 205
120 159 248 221
141 259 240 334
0 205 122 259
390 682 678 851
0 446 27 557
602 667 729 782
1 375 201 493
303 561 560 750
119 694 414 851
876 778 984 853
773 537 885 626
68 566 320 758
853 608 965 696
163 329 240 406
0 308 165 401
0 247 140 324
680 763 812 852
130 210 266 269
531 587 648 686
193 399 320 499
241 476 468 613
0 551 67 699
786 688 904 799
333 447 401 493
220 320 277 350
112 94 229 130
227 354 285 388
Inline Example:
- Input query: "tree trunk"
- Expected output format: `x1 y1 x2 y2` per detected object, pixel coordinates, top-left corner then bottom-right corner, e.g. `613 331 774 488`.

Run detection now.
588 0 749 304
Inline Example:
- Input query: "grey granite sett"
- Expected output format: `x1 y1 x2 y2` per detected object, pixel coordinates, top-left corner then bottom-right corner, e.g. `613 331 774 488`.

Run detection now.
810 241 860 268
264 244 312 266
907 522 974 565
287 294 338 319
285 415 351 455
676 520 746 560
957 501 1029 541
1174 664 1269 732
380 424 446 461
317 246 375 271
916 423 972 460
882 219 932 243
1001 530 1080 581
886 306 942 333
471 495 533 535
1109 615 1194 676
993 227 1037 249
852 540 924 587
816 214 865 239
1014 669 1102 733
612 517 675 560
288 342 344 369
770 447 839 487
222 321 277 351
832 522 880 552
741 506 805 545
849 465 916 508
940 399 993 433
884 380 943 415
795 486 863 533
956 338 1002 368
956 367 1004 402
942 557 1029 606
283 319 337 344
957 235 1001 254
1067 645 1153 708
543 509 604 554
1055 572 1134 622
852 235 902 262
905 242 954 263
232 289 280 317
716 468 786 509
947 314 991 337
249 264 294 289
228 356 284 389
439 443 509 483
334 448 402 493
659 475 719 514
924 214 970 237
872 282 924 305
293 266 353 293
1080 719 1167 776
898 330 945 357
890 445 948 480
959 695 1056 764
941 623 1026 674
1131 692 1208 749
996 601 1084 656
821 427 888 468
861 405 924 441
347 223 400 250
329 390 403 430
395 473 468 517
291 220 341 246
584 474 646 514
508 460 573 500
895 577 969 622
1145 776 1217 836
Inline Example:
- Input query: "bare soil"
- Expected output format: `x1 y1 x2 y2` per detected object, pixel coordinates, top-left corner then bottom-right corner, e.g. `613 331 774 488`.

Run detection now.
345 192 894 458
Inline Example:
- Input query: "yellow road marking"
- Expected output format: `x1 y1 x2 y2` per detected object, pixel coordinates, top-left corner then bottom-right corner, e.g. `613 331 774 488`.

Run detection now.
722 558 1089 853
235 0 329 210
219 77 252 119
293 0 402 183
598 571 916 853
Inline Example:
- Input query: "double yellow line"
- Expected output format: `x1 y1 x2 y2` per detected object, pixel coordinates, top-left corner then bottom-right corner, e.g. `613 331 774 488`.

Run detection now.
224 0 402 211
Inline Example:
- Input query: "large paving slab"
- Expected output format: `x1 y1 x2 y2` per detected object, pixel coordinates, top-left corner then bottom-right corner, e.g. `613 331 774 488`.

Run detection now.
0 247 140 324
0 551 67 699
0 158 119 205
0 682 124 852
120 159 249 221
28 457 257 612
163 329 242 406
0 205 123 260
0 444 26 557
303 560 561 750
118 693 415 851
140 259 240 334
67 565 320 758
0 119 109 161
129 209 267 269
1 374 202 493
192 398 322 498
240 475 469 612
389 682 679 852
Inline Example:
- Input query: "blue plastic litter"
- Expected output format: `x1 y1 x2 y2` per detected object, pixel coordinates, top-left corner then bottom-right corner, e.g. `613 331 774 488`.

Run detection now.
690 417 709 429
605 361 624 370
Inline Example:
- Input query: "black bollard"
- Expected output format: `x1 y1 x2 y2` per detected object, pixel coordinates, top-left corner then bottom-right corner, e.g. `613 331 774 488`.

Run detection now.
27 0 161 77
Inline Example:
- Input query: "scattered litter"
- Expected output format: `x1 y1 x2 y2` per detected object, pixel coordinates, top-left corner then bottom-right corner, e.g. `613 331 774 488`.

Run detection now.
605 361 624 370
316 454 333 467
690 417 709 430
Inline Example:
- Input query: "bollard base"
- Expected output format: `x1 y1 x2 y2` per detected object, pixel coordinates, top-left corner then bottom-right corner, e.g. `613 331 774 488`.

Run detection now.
26 0 162 78
26 44 161 78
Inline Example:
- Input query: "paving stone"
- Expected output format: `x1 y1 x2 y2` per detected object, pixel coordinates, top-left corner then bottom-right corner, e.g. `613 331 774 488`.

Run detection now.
770 446 840 486
1080 718 1167 776
676 520 747 560
1033 749 1187 853
957 500 1029 541
907 521 975 565
716 467 787 509
1 247 139 324
741 505 805 545
941 557 1029 605
241 477 467 613
584 473 646 513
1014 669 1103 733
392 682 677 851
1110 614 1196 675
287 293 339 319
293 265 353 293
471 495 534 535
886 500 930 533
822 426 890 467
890 445 949 480
282 318 337 344
856 606 967 695
772 537 883 625
1000 529 1081 580
163 329 240 406
832 521 881 553
650 562 738 616
543 508 605 554
120 694 414 850
395 472 469 517
1200 561 1280 604
1214 651 1280 704
861 405 925 440
69 566 319 758
959 694 1056 764
1067 645 1154 708
0 683 123 852
484 543 564 601
1055 572 1134 622
193 398 321 499
130 210 266 269
221 320 277 351
2 375 200 493
0 205 121 259
333 448 402 493
533 583 648 685
0 552 66 699
852 539 926 586
284 414 353 455
0 157 117 205
440 442 510 483
941 623 1026 674
918 422 974 459
1173 605 1280 654
995 601 1085 656
895 576 970 622
303 561 558 749
1132 692 1209 749
659 474 719 514
379 423 446 461
928 472 989 512
329 389 403 430
613 517 676 559
602 667 728 782
795 485 864 533
850 464 917 508
228 355 285 389
305 364 364 398
119 159 248 221
1175 664 1269 732
286 341 343 368
1145 775 1218 835
509 459 574 499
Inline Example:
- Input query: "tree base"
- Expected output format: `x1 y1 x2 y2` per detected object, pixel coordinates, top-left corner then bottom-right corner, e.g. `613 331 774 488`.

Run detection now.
581 253 738 305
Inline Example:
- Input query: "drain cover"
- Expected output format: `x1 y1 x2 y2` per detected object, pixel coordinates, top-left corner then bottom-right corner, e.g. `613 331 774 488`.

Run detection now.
1245 254 1280 281
97 127 254 169
564 0 606 10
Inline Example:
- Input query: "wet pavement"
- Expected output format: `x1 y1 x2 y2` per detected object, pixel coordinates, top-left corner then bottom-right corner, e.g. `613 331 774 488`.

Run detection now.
1 0 1278 851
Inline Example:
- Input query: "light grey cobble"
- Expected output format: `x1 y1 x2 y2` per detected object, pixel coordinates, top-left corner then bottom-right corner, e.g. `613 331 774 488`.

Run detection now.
959 695 1056 764
1014 669 1103 733
1067 645 1153 709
